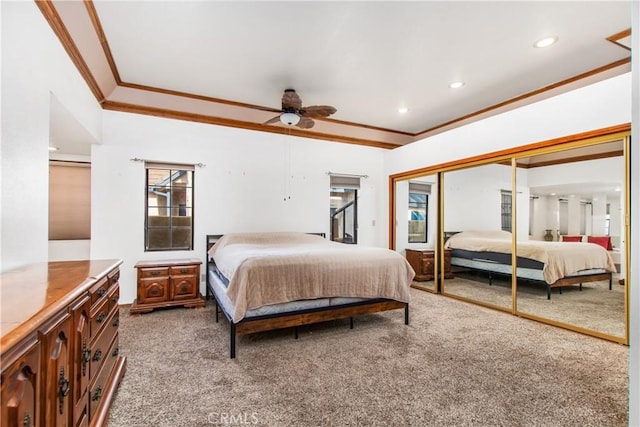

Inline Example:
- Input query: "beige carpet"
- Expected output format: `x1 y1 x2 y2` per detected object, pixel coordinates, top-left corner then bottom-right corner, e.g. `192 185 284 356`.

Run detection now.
107 289 628 427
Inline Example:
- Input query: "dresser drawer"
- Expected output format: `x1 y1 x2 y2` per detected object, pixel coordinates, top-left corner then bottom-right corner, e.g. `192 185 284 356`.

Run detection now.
88 333 119 420
107 284 120 313
108 268 120 286
89 307 118 382
89 296 109 340
138 267 169 279
89 276 109 307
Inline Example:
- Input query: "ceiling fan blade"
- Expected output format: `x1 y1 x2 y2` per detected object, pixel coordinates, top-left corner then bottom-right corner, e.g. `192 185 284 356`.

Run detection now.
300 105 337 118
263 115 282 125
282 89 302 110
296 117 315 129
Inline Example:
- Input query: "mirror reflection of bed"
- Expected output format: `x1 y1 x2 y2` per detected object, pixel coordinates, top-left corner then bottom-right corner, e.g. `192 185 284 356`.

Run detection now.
441 139 625 338
515 142 625 338
391 131 628 342
442 162 514 311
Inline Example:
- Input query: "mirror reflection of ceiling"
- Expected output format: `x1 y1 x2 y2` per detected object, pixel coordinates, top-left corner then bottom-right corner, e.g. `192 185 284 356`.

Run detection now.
524 139 624 199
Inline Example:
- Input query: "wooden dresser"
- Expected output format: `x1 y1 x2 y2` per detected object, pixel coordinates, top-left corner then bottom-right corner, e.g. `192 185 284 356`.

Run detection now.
0 259 126 427
130 258 204 314
405 249 454 281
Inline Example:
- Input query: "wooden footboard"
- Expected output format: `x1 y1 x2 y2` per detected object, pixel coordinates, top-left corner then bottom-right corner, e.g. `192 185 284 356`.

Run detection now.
209 286 408 358
547 272 613 299
451 262 613 300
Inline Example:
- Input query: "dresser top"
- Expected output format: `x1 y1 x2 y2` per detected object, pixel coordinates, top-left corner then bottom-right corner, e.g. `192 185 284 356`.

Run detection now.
1 259 122 350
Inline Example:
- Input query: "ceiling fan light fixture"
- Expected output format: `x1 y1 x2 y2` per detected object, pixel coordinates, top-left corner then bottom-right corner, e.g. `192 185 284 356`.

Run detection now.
280 112 300 126
449 81 465 89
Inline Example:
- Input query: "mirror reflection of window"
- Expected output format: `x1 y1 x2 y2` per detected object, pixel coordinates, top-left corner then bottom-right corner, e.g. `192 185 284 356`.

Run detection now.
408 181 430 243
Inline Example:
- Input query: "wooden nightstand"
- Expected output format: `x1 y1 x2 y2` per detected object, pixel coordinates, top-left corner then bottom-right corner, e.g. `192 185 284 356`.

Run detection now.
405 249 454 281
130 258 204 314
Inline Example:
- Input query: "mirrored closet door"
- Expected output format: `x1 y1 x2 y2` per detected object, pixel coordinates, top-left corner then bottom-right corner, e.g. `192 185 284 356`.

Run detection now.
394 174 439 292
441 162 513 311
514 137 628 341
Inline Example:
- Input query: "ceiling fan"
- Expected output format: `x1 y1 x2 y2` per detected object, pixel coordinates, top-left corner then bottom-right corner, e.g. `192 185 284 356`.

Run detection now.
263 89 337 129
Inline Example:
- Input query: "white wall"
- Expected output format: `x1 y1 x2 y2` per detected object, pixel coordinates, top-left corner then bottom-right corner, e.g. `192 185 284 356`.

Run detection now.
1 2 102 271
92 111 387 304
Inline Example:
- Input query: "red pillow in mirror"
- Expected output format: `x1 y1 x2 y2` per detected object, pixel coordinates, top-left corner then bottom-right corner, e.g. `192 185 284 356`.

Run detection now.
561 235 582 242
587 236 612 250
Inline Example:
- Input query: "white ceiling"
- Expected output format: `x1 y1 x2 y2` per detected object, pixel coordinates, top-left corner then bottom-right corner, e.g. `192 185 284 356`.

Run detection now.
50 1 631 153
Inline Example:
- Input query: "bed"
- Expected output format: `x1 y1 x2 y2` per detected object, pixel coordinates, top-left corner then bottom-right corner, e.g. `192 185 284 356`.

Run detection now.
206 232 414 358
444 230 616 299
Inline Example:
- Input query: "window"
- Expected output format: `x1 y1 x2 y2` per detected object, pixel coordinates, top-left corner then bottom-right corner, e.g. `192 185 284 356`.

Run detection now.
408 182 430 243
501 190 512 232
145 162 194 251
329 175 359 244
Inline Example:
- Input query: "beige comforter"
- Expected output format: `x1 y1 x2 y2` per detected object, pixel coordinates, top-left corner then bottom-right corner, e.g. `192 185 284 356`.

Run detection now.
208 232 414 323
444 230 616 284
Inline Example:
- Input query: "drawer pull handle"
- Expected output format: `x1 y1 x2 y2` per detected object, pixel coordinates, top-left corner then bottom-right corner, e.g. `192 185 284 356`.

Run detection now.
23 412 31 427
111 295 119 304
93 350 102 362
112 272 120 282
96 312 106 323
149 288 159 296
82 339 90 376
97 288 106 297
92 386 103 402
180 268 190 273
58 367 69 414
181 285 188 293
112 317 120 327
112 347 120 357
151 271 160 276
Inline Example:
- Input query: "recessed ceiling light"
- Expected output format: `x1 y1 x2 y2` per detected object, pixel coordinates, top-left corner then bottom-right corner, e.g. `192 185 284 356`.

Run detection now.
48 146 59 151
449 81 465 89
534 36 558 48
398 107 409 114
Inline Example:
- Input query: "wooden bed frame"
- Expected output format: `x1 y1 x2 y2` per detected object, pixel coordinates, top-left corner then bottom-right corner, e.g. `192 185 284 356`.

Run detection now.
205 234 409 358
451 259 612 300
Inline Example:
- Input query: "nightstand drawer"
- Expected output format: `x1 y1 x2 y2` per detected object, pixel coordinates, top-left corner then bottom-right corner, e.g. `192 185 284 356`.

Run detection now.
170 265 198 276
138 267 169 278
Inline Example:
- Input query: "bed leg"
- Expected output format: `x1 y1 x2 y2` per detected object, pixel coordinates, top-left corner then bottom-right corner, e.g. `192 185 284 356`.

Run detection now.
230 323 236 359
215 300 219 323
609 278 612 290
404 304 410 325
294 327 299 339
349 317 354 329
559 287 562 294
579 283 583 291
489 273 493 286
547 286 551 300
